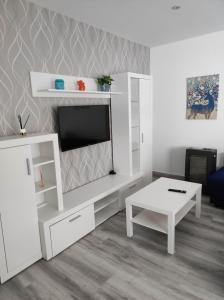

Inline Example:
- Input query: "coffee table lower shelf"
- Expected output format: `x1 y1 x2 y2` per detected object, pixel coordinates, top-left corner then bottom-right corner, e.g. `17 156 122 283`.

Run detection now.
132 200 195 235
126 177 202 254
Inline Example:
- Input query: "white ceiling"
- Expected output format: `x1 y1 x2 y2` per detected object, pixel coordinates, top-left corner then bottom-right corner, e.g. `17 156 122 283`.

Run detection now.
28 0 224 47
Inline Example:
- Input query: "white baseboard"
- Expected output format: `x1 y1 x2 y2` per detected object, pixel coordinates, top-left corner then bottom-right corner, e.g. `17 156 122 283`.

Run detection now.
152 171 184 180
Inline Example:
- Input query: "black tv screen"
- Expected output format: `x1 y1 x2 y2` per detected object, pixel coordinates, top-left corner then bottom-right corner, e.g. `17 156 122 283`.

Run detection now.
57 105 110 152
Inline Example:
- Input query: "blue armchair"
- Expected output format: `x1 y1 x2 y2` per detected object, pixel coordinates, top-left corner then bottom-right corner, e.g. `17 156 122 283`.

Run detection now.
208 167 224 208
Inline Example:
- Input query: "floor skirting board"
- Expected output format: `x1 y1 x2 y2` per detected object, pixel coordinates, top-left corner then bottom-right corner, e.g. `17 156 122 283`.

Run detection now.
153 171 184 180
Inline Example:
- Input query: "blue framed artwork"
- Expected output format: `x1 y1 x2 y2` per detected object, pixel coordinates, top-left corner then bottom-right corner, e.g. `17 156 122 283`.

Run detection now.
186 74 219 120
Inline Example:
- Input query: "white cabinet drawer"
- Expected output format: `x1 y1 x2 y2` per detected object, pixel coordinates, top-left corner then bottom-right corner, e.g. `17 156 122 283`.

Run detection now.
50 205 94 256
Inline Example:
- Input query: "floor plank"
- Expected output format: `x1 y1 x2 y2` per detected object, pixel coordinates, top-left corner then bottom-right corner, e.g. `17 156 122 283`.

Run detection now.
0 196 224 300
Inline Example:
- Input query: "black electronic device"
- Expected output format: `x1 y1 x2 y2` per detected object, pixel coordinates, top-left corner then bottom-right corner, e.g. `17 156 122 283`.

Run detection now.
168 189 186 194
57 105 110 152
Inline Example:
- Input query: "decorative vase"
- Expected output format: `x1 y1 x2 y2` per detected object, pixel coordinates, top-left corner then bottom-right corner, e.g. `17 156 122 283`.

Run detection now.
77 80 86 91
55 79 64 90
20 128 26 136
99 84 110 92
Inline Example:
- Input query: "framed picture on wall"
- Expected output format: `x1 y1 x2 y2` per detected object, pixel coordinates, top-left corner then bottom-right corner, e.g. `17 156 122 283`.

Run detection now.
186 74 219 120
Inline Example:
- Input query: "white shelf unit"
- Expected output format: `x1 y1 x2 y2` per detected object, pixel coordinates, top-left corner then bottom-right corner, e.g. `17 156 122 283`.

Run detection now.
111 72 153 182
0 133 63 283
30 72 122 99
31 137 63 211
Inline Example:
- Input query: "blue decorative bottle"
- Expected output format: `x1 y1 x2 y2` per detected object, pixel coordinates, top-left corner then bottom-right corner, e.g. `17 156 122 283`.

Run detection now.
55 79 64 90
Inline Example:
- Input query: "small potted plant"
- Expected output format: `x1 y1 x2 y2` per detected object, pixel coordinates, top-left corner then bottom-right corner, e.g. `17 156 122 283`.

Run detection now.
97 75 114 92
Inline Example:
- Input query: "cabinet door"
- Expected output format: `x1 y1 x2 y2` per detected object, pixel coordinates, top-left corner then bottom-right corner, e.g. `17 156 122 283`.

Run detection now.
0 145 41 273
140 78 152 181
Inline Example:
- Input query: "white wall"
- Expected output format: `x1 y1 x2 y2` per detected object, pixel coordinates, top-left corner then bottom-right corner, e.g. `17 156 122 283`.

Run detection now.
151 31 224 176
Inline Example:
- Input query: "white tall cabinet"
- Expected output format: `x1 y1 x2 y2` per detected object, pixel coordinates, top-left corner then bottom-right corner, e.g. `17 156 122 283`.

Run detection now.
111 72 153 182
0 145 41 280
0 133 63 283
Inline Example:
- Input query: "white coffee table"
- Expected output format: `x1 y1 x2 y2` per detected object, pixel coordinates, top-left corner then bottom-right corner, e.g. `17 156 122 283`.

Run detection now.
125 177 202 254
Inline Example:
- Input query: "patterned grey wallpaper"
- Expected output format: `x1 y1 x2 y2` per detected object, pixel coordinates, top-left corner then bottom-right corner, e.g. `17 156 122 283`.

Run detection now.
0 0 150 192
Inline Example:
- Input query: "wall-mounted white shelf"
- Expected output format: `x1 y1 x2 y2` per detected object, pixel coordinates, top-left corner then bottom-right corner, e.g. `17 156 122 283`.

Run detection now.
37 89 121 99
30 72 122 99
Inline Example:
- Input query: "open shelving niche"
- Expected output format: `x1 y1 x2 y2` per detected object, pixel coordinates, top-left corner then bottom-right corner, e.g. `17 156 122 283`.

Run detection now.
30 72 122 99
94 192 120 226
31 138 63 211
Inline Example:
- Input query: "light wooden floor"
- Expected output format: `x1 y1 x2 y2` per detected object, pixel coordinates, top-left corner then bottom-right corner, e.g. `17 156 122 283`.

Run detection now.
0 196 224 300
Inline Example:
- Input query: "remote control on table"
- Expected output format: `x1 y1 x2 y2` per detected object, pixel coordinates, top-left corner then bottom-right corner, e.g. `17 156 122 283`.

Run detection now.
168 188 186 194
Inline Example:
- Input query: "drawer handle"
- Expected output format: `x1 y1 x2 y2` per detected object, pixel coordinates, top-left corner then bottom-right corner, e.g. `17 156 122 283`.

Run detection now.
129 184 137 189
69 215 81 223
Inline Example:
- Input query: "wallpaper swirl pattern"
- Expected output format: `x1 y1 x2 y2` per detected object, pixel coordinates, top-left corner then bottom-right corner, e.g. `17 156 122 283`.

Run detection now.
0 0 150 192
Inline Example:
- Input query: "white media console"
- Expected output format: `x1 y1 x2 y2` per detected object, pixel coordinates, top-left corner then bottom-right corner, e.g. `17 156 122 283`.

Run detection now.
39 171 143 260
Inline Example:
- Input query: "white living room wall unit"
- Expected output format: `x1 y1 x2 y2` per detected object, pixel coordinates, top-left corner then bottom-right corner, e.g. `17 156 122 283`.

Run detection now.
151 31 224 177
111 72 153 182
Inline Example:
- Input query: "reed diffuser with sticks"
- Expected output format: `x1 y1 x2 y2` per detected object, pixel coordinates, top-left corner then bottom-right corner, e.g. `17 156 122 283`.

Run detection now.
17 114 30 135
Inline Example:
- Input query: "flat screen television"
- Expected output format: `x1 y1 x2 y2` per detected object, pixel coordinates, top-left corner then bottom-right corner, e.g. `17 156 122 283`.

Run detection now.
57 105 110 152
